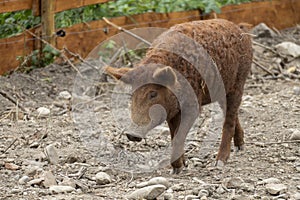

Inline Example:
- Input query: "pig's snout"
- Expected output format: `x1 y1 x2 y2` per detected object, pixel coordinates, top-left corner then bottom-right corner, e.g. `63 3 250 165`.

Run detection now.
126 133 142 142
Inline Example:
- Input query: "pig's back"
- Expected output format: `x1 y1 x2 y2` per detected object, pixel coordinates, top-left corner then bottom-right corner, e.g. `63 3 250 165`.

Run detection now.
140 19 253 105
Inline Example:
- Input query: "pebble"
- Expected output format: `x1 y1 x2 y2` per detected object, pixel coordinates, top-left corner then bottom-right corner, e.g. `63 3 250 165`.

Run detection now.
222 177 244 189
184 194 199 200
127 184 166 200
198 189 209 197
24 166 41 177
29 141 40 148
297 185 300 190
58 91 72 100
200 197 207 200
95 172 111 185
49 185 75 193
171 183 185 191
241 183 255 192
275 42 300 57
19 176 30 185
136 177 170 188
265 183 287 195
27 178 44 186
37 107 50 117
164 192 174 200
251 23 277 38
293 193 300 200
290 130 300 141
293 86 300 95
257 178 280 185
44 144 59 165
42 171 57 188
4 162 20 170
216 185 225 194
61 177 76 188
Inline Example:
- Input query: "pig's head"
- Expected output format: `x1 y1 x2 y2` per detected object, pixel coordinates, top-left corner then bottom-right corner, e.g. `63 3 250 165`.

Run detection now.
105 64 180 141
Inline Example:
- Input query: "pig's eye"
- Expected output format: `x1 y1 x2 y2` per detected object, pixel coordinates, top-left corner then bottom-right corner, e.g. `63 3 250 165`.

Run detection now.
148 91 158 99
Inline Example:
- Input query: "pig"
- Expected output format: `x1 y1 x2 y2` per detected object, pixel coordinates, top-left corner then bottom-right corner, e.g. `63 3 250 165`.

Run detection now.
105 19 253 173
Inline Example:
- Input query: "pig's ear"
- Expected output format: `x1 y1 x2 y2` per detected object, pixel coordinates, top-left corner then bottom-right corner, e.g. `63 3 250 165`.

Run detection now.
153 66 177 86
105 66 133 83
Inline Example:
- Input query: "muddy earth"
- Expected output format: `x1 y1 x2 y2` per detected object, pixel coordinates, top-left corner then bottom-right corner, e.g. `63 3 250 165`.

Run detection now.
0 24 299 200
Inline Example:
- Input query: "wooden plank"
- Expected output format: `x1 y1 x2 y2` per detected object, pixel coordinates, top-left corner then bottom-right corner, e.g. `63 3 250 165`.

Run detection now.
53 0 109 13
204 0 300 30
55 10 201 58
41 0 55 45
0 0 33 13
0 32 34 75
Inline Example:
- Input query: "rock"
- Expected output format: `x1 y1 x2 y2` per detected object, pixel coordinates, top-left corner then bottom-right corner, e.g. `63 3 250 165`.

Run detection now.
231 195 252 200
257 178 280 185
27 178 44 186
42 171 57 188
200 197 207 200
37 107 50 117
216 185 225 194
58 91 72 100
297 185 300 190
293 193 300 200
241 183 254 192
44 144 59 164
290 130 300 141
24 166 41 177
29 141 40 148
265 183 287 195
164 192 174 200
136 177 170 188
198 189 209 197
49 185 75 193
275 42 300 57
61 177 76 188
184 194 199 200
294 86 300 95
4 162 20 170
251 23 277 38
171 183 185 191
19 176 30 185
95 172 111 185
222 177 244 189
127 184 166 200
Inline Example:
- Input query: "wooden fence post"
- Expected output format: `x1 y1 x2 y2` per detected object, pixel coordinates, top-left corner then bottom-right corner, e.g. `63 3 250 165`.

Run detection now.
41 0 55 46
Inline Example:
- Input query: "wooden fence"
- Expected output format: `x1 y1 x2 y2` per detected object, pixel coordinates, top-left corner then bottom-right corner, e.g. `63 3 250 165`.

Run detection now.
0 0 300 75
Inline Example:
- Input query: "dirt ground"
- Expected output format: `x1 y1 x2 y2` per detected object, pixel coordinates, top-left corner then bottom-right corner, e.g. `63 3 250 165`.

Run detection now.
0 24 299 200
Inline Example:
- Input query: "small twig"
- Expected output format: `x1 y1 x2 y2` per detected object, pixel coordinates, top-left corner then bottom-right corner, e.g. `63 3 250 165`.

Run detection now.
0 90 28 113
252 59 275 77
1 138 18 155
103 17 151 46
252 41 278 54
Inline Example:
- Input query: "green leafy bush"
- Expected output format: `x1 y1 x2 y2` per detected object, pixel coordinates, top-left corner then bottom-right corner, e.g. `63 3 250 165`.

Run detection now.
1 0 252 38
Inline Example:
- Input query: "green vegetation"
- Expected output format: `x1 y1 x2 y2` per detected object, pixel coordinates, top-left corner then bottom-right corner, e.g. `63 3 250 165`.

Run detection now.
0 0 251 39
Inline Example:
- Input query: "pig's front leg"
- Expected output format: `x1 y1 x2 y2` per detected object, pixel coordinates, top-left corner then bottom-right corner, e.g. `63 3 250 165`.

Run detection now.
167 111 196 174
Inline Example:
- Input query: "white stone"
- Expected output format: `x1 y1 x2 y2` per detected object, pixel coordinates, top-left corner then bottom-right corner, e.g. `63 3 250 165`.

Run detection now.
222 177 244 189
19 176 30 185
58 91 72 100
49 185 75 193
265 183 287 195
290 130 300 141
293 193 300 200
95 172 111 185
275 42 300 57
42 171 57 188
136 177 170 188
257 178 280 185
184 194 199 200
127 184 166 200
44 144 59 165
37 107 50 117
294 86 300 95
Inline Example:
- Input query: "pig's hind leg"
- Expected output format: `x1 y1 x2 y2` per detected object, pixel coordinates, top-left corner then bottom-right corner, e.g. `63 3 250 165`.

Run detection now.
215 91 243 166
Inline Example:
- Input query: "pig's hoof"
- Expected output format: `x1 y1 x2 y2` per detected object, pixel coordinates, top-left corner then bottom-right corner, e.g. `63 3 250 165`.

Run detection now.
126 134 142 142
214 160 225 168
235 145 245 152
171 167 183 174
